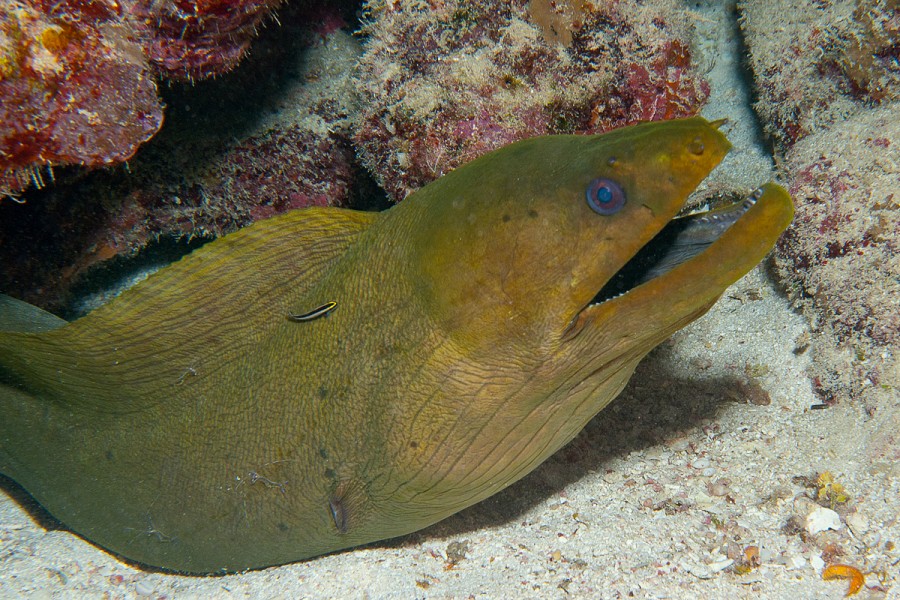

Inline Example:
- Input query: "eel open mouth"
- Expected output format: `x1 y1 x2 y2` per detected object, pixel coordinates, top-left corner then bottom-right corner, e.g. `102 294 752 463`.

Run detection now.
589 187 765 306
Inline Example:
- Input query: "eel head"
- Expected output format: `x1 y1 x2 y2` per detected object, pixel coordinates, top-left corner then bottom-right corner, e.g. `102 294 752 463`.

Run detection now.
409 116 794 393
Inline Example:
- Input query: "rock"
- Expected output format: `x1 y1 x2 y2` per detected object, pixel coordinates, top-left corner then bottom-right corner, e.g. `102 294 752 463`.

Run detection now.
805 506 843 535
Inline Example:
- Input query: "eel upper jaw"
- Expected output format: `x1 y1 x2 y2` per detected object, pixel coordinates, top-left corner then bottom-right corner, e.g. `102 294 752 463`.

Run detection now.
562 183 790 343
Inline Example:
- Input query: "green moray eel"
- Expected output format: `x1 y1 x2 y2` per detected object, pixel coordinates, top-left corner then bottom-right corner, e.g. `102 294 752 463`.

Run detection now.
0 117 793 573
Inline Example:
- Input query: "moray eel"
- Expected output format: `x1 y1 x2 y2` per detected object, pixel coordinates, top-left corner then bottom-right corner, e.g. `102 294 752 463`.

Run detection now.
0 117 793 573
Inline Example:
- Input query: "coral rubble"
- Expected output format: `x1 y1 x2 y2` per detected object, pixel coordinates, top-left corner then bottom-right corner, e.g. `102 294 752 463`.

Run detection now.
355 0 709 200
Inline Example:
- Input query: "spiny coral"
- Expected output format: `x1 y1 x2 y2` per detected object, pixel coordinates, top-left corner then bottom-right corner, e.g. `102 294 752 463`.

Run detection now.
355 0 708 201
0 0 163 197
131 0 285 81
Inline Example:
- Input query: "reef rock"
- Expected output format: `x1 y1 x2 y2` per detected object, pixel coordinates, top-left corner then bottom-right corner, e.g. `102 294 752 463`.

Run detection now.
740 0 899 148
131 0 285 81
775 103 899 402
355 0 709 200
0 0 163 196
741 0 899 404
0 0 287 198
0 13 360 310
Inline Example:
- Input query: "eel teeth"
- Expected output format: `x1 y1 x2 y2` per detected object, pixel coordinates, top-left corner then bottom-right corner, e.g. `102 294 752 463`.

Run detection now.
585 187 764 309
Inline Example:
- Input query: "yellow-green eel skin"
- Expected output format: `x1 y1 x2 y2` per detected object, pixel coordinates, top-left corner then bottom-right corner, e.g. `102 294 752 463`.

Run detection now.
0 117 793 573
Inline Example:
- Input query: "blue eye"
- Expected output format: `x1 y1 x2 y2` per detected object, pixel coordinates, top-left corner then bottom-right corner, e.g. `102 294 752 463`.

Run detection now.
586 178 626 215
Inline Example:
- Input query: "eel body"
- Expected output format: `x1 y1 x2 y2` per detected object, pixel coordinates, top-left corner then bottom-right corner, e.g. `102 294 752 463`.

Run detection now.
0 117 793 573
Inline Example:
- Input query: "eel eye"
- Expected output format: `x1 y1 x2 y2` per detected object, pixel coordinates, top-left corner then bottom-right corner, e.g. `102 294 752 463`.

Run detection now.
586 178 626 215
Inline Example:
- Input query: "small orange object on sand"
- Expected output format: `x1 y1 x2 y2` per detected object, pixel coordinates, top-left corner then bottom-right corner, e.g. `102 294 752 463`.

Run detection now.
822 564 865 597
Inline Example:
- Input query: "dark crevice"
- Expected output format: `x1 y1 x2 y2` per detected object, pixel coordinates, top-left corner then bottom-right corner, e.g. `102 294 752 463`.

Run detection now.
591 217 695 304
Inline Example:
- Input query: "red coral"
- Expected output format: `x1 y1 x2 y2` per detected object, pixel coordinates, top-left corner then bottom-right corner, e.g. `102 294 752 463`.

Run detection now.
0 0 163 196
205 126 354 223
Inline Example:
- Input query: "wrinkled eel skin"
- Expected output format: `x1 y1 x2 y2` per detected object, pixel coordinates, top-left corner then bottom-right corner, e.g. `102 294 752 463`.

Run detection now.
0 117 793 573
